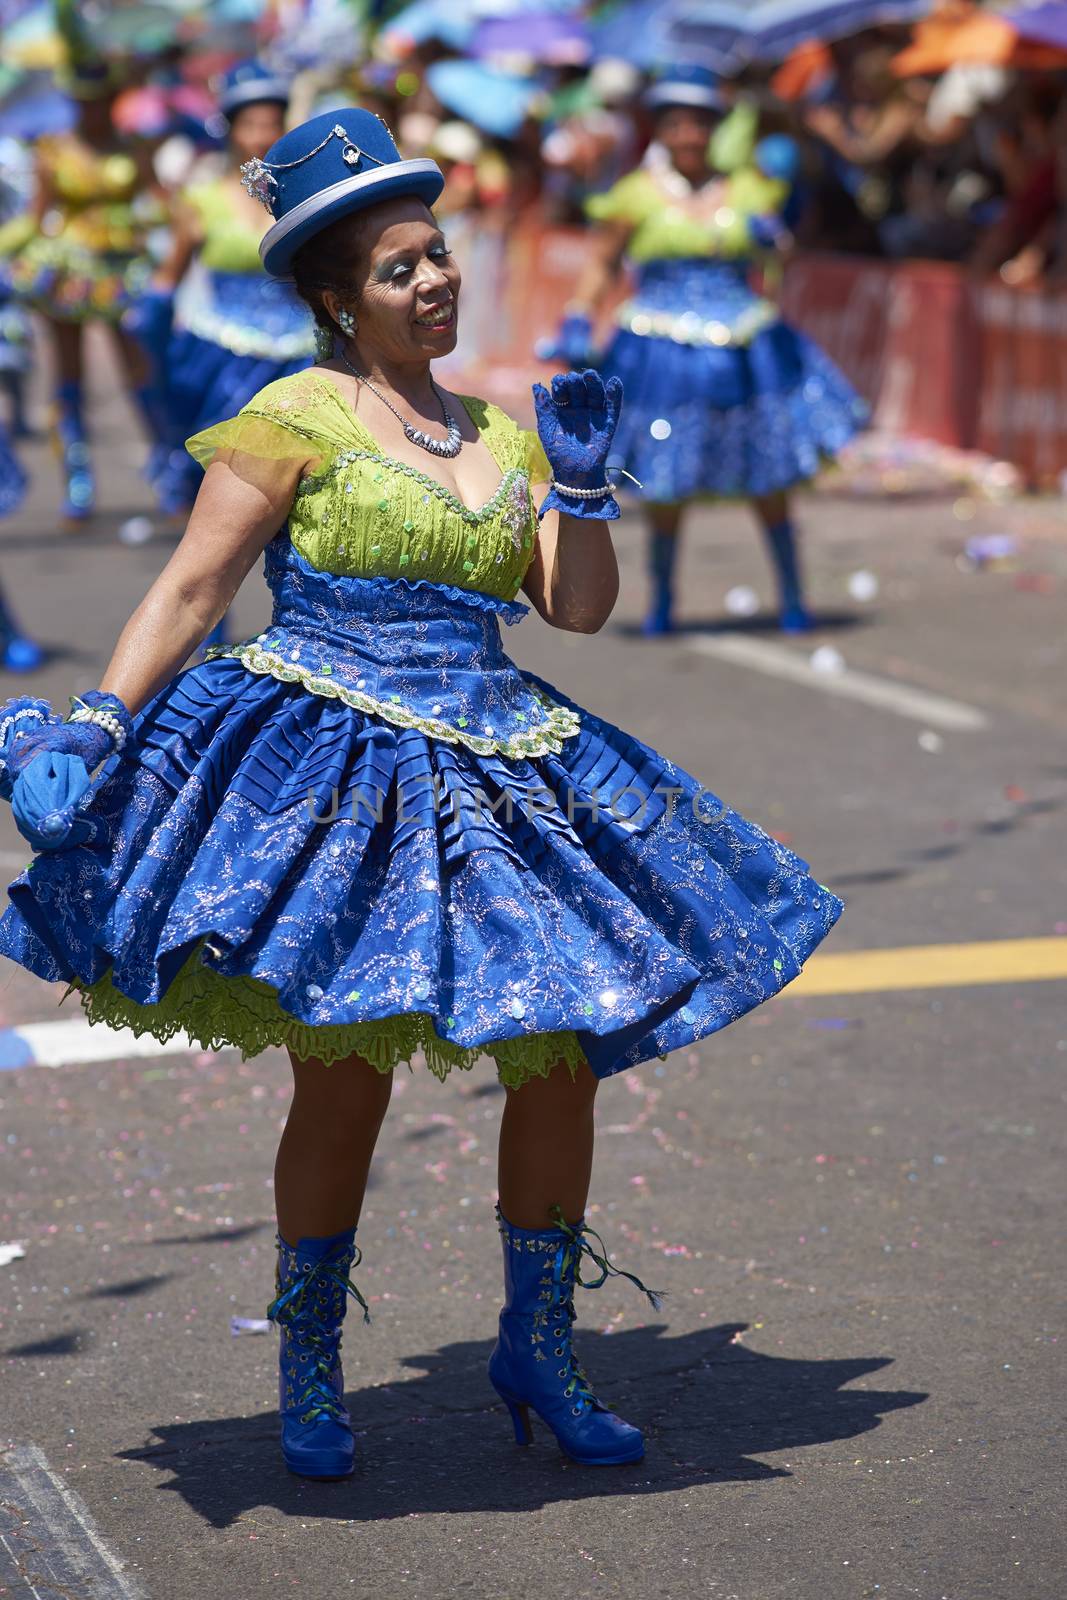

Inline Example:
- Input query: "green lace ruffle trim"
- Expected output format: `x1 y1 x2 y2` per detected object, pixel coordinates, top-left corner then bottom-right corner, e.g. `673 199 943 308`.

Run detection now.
70 948 587 1089
204 640 582 759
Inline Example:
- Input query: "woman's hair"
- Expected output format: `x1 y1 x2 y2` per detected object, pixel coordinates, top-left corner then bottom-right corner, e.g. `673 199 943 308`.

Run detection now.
290 210 369 337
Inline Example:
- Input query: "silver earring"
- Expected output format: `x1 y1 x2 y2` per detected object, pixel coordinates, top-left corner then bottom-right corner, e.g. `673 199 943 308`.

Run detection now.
314 324 334 361
337 307 357 337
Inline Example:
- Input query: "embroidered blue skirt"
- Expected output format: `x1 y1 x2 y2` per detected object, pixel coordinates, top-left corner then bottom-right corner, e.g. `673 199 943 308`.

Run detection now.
153 271 315 513
600 258 868 504
0 545 842 1083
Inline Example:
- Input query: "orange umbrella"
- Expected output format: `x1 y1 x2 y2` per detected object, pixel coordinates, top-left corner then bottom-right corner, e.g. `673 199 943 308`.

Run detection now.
771 39 835 100
891 7 1067 73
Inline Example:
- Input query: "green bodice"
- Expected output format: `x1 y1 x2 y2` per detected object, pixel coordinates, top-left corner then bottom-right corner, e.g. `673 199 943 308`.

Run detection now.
187 372 551 601
186 179 268 274
585 166 788 263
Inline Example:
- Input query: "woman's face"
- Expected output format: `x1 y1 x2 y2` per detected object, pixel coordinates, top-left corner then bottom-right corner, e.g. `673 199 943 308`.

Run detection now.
229 101 287 165
326 197 461 365
656 105 717 172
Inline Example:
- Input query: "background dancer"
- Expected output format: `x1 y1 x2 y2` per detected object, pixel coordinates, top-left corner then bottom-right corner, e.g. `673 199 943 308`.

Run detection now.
545 65 868 636
131 60 316 521
1 1 158 525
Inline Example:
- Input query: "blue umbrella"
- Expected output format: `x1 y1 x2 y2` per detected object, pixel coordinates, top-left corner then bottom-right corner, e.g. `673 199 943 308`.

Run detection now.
425 58 540 139
0 71 74 139
380 0 479 52
589 0 677 68
666 1 933 72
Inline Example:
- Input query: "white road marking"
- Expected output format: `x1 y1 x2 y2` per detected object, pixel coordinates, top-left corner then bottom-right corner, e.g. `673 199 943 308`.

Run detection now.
0 1444 144 1599
0 1017 214 1071
686 635 989 731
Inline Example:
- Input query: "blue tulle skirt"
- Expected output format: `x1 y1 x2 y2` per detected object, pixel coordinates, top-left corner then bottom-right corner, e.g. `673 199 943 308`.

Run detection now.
601 259 867 503
153 271 314 513
0 554 842 1081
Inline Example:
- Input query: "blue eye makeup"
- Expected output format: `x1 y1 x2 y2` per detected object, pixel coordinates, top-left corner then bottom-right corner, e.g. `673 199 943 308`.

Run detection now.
376 240 452 284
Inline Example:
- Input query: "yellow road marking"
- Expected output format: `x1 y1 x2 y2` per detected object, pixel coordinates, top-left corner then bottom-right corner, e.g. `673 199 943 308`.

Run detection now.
789 938 1067 997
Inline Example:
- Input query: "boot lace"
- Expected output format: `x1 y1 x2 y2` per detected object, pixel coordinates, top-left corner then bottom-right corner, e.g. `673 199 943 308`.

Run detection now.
268 1244 369 1425
545 1207 665 1418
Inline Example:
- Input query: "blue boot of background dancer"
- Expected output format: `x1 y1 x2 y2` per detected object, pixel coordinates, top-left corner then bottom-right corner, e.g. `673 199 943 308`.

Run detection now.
267 1228 369 1479
488 1205 663 1465
641 527 678 636
764 518 812 633
53 381 94 522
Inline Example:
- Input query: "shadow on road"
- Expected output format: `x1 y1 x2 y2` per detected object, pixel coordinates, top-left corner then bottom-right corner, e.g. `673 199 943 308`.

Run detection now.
120 1323 926 1526
614 609 870 641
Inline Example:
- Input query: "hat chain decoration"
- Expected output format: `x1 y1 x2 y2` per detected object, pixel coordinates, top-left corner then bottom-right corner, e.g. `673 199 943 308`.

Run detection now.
241 124 389 210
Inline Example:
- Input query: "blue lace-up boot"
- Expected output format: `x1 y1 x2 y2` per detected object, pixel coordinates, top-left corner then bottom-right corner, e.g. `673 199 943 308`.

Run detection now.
488 1205 664 1466
52 382 94 522
763 518 812 633
267 1228 369 1480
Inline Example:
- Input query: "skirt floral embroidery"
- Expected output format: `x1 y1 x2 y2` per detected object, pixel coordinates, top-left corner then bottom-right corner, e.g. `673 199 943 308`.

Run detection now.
0 545 843 1086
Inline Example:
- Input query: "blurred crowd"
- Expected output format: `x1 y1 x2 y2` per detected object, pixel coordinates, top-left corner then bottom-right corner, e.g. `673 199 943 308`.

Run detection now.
3 2 1067 293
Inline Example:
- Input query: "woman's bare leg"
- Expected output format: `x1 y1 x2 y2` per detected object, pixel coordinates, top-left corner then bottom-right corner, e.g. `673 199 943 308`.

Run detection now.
274 1049 394 1243
497 1057 600 1227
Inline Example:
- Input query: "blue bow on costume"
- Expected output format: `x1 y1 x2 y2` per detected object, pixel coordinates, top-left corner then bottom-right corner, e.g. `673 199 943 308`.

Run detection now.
0 692 131 853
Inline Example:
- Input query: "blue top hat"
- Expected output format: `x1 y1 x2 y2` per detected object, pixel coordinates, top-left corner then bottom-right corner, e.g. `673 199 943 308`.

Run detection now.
644 64 723 115
218 60 291 121
246 108 445 279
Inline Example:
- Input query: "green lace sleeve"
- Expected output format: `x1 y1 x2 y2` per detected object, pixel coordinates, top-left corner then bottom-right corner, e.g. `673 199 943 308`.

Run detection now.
186 374 338 476
585 170 657 227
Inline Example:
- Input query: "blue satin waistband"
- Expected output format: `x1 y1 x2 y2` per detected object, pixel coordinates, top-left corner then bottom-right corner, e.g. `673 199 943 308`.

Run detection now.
206 541 580 761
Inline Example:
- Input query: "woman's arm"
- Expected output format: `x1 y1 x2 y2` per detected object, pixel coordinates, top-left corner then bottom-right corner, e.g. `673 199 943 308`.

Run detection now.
152 195 203 291
99 451 309 714
520 488 619 634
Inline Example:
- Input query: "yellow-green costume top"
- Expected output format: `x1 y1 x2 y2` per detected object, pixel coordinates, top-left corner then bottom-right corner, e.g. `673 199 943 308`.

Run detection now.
188 371 550 599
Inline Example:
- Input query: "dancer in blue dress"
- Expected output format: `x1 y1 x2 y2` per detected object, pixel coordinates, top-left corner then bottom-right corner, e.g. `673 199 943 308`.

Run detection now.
0 110 841 1481
130 62 316 519
546 66 867 635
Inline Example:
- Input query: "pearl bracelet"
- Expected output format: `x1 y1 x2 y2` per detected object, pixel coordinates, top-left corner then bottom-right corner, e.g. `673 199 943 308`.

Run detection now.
549 479 614 500
68 701 128 753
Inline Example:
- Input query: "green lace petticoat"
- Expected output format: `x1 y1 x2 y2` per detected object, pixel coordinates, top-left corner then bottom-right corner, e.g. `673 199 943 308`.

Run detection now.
70 946 587 1089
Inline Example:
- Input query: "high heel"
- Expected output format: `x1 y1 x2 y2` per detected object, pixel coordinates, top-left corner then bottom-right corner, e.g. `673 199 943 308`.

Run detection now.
496 1390 534 1446
267 1228 369 1480
488 1204 664 1466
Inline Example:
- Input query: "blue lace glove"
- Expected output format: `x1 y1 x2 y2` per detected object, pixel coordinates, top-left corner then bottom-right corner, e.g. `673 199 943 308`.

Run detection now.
532 369 624 522
534 313 596 369
0 697 64 802
7 691 132 853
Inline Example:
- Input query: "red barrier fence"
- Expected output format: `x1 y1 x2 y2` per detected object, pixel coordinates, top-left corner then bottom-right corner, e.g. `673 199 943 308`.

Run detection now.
447 224 1067 489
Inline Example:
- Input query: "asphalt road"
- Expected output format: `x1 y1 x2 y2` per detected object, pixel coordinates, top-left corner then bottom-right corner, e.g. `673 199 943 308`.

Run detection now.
0 355 1064 1600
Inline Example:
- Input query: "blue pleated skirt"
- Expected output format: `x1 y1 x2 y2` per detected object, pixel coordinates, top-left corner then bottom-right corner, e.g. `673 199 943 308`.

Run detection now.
600 259 868 503
0 561 843 1081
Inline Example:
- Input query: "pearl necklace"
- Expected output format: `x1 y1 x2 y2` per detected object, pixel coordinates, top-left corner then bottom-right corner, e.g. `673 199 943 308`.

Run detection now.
337 350 462 459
